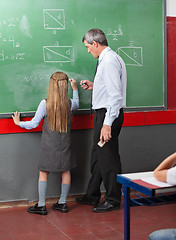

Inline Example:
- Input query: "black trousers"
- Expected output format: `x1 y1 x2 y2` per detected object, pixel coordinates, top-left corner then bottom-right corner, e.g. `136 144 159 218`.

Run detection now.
86 108 124 204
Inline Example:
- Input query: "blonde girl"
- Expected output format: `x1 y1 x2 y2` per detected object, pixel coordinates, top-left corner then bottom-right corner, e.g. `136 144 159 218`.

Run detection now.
12 72 79 215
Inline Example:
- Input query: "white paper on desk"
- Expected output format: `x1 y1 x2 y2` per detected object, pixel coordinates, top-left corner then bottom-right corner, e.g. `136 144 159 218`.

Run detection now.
140 177 173 188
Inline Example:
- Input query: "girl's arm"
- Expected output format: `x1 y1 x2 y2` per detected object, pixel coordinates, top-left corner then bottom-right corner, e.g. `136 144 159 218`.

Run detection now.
69 78 79 111
12 100 46 129
70 91 79 111
153 152 176 182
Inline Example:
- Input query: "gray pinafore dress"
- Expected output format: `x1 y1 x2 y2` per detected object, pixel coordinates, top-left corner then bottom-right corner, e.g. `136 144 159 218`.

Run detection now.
39 109 76 172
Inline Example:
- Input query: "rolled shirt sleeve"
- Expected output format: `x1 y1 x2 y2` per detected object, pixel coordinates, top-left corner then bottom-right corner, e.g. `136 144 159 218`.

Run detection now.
167 166 176 185
103 60 123 126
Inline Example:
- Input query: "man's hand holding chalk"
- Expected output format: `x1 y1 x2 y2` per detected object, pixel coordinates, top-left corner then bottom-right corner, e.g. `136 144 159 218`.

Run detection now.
80 80 93 90
97 140 106 148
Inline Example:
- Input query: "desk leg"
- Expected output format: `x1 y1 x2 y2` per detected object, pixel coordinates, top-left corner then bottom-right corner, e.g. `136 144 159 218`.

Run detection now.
124 186 130 240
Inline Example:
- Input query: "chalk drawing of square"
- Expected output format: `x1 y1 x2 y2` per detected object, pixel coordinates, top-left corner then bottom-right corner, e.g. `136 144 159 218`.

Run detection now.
43 46 74 62
43 9 65 30
117 47 143 66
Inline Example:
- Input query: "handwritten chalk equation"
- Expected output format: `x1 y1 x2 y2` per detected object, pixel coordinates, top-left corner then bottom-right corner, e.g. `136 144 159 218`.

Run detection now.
117 45 143 67
0 17 20 27
24 74 46 84
0 33 20 48
43 46 74 62
43 9 65 30
0 50 25 61
107 26 123 40
0 15 31 50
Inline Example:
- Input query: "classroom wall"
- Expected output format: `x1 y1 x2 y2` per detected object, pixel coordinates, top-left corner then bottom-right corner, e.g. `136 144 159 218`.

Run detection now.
1 124 176 203
167 0 176 17
0 0 176 203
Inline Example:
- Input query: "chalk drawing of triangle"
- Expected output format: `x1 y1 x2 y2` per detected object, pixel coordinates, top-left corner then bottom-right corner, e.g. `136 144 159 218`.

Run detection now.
43 46 74 62
44 9 65 29
118 47 143 66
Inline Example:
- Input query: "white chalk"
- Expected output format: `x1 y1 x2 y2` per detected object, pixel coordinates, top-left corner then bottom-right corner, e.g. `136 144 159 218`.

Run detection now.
97 141 106 148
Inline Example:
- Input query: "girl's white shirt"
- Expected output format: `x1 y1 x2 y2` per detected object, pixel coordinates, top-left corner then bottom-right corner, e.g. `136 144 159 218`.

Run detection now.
20 90 79 129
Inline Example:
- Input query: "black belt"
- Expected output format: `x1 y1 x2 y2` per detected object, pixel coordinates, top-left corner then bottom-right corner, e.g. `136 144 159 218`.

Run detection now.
95 108 106 112
95 108 123 113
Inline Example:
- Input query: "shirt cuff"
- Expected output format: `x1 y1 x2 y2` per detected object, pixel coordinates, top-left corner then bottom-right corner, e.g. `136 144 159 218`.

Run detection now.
19 122 25 128
73 90 78 97
103 116 115 126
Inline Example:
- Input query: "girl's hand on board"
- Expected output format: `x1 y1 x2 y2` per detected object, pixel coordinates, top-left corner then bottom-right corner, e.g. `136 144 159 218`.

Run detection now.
12 111 20 126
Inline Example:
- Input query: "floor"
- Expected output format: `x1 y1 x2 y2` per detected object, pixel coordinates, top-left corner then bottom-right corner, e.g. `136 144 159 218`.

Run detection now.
0 198 175 240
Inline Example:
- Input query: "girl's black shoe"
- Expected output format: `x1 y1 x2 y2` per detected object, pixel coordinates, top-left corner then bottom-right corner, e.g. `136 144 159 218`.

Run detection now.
52 202 68 213
27 203 47 215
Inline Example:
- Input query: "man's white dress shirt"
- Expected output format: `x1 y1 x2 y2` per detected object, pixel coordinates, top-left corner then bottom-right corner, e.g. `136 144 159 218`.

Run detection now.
92 46 127 126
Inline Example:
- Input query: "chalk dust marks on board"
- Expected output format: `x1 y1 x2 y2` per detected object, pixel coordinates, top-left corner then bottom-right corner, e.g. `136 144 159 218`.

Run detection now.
5 63 90 111
19 15 32 39
4 63 57 111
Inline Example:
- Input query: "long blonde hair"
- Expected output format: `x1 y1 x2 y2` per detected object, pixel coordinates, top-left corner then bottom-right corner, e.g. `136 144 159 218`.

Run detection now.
46 72 70 132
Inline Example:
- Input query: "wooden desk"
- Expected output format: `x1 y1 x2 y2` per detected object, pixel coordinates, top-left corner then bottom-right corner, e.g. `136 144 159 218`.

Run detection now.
117 171 176 240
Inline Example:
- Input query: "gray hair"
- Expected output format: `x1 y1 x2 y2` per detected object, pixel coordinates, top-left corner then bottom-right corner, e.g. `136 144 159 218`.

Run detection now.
82 29 108 46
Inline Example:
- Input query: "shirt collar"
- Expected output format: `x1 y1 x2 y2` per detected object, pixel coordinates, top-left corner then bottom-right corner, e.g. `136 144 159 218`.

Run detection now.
98 46 111 64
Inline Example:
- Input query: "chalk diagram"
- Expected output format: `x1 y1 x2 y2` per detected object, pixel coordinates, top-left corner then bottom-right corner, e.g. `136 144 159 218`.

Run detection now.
117 46 143 66
43 46 74 62
43 9 74 63
43 9 65 30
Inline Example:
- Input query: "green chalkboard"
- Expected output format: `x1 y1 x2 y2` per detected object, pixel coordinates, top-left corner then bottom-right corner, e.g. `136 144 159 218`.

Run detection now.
0 0 165 115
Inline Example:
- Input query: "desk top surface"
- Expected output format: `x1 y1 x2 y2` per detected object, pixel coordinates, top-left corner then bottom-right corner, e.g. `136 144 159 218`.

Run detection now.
117 171 176 196
121 171 153 180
